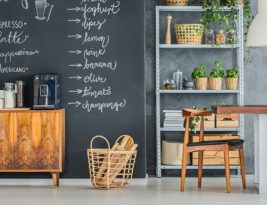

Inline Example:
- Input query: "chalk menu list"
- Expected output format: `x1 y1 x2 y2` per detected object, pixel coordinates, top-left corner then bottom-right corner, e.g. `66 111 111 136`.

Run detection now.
66 0 126 113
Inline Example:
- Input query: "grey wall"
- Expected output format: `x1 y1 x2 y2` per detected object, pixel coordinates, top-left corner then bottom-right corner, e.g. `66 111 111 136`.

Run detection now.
145 0 267 175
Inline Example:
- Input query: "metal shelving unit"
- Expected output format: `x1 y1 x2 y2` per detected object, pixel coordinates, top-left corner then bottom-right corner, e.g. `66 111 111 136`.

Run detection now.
156 6 244 177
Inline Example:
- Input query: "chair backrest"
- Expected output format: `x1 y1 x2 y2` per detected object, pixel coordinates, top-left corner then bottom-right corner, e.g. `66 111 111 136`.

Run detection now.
182 109 213 145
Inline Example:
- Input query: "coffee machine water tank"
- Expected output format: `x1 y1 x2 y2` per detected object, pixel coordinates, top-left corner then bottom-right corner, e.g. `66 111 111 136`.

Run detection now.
33 74 60 109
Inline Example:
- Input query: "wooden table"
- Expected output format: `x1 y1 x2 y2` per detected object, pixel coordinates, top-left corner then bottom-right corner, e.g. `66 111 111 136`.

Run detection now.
215 106 267 194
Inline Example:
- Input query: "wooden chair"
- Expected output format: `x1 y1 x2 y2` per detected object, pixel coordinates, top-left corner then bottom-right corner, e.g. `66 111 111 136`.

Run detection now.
180 108 246 193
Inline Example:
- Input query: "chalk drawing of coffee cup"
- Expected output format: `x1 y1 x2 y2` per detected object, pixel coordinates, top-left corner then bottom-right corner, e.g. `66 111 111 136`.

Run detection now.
35 0 49 20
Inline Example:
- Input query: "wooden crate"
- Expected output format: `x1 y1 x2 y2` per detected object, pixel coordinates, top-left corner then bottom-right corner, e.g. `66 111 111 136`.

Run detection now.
216 113 239 121
216 120 239 128
195 114 215 128
192 150 239 158
195 121 215 128
205 113 215 121
193 158 240 165
192 134 240 166
192 134 240 142
216 113 239 128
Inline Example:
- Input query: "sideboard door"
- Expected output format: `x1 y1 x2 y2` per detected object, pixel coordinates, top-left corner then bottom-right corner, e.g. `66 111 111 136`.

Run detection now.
36 112 62 170
13 113 37 169
0 113 14 170
13 111 63 171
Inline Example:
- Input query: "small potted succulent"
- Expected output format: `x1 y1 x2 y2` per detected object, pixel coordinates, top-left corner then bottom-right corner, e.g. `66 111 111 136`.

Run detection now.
225 65 239 90
191 64 208 90
209 60 224 90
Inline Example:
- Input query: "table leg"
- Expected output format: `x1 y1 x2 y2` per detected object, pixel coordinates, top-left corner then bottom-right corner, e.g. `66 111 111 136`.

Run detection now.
254 115 259 185
255 115 267 194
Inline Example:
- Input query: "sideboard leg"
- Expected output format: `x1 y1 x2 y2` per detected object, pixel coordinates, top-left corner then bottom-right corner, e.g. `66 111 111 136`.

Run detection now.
52 173 59 187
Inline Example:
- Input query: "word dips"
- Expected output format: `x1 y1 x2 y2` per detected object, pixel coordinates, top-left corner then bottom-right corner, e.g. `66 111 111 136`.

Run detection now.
82 99 127 113
81 16 106 31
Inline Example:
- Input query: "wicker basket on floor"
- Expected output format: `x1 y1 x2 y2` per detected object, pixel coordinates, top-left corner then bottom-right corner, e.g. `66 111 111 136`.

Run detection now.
175 24 204 45
165 0 189 6
87 135 137 189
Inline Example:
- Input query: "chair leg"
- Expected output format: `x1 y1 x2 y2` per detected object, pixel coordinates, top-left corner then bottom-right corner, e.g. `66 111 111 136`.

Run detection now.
198 151 204 188
239 148 247 190
180 150 188 192
224 146 231 193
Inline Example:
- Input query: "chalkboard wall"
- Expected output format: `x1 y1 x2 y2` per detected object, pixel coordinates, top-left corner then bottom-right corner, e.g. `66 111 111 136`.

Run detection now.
0 0 145 178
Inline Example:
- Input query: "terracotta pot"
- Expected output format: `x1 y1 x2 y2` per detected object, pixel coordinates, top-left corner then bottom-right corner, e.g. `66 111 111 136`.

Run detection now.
209 78 223 90
225 78 239 90
194 78 208 90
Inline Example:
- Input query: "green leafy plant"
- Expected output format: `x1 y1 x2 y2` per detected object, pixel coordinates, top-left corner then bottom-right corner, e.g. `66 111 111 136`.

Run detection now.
200 0 237 31
192 64 207 80
189 106 208 133
225 65 239 78
200 0 253 37
210 60 225 78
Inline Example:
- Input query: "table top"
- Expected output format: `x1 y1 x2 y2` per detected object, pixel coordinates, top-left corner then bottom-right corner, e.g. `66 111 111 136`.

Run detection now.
215 106 267 114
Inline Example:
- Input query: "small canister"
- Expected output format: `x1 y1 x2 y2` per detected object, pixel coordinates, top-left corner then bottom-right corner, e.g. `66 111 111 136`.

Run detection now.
0 90 4 109
16 81 26 108
173 70 183 90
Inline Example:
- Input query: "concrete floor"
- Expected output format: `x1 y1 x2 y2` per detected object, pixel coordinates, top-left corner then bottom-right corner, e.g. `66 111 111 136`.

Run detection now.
0 176 267 205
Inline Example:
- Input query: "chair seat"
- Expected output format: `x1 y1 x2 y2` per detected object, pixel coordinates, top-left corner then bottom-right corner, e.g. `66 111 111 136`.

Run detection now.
188 139 244 147
188 140 228 147
227 139 244 146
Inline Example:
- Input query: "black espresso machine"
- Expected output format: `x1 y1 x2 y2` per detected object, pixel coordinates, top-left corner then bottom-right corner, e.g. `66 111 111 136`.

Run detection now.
33 74 60 109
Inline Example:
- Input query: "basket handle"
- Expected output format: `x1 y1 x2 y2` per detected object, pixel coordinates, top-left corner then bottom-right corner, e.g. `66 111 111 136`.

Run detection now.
90 135 110 150
115 134 134 145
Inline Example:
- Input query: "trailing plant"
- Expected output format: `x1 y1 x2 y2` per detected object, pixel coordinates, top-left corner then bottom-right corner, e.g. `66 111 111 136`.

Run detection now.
189 106 208 133
200 0 253 36
226 65 239 78
192 64 207 80
210 60 225 78
200 0 237 32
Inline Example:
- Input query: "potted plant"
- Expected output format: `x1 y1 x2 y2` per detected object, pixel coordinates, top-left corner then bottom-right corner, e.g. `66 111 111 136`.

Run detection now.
225 65 239 90
192 64 208 90
209 60 224 90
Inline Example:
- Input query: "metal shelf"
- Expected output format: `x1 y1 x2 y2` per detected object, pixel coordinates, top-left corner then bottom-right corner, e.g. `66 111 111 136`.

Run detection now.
161 165 240 170
159 90 239 94
160 127 239 132
159 44 239 49
155 6 244 177
158 6 240 12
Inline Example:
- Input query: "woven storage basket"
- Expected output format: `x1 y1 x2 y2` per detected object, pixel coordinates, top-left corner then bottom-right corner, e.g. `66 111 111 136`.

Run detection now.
175 24 204 45
165 0 189 6
87 135 137 189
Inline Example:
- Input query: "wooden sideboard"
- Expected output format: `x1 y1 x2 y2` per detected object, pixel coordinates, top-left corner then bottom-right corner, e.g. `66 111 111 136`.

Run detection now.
0 109 65 187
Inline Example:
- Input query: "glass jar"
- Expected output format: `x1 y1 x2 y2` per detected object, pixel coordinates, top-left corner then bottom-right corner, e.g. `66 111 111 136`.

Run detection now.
163 79 171 90
226 29 236 44
215 30 226 44
205 29 214 44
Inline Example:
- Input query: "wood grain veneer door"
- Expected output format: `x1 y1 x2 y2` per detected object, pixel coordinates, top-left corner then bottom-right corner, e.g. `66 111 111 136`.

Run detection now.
14 111 62 170
0 113 14 170
13 113 37 169
36 112 61 170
